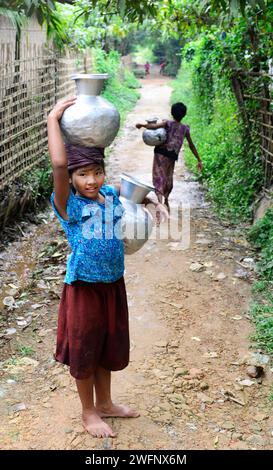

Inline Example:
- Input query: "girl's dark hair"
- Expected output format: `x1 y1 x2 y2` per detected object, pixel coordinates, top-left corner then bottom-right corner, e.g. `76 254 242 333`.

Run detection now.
171 102 187 121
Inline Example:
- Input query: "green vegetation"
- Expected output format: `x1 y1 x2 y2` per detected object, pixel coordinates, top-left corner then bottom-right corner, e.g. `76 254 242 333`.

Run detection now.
92 48 140 125
250 279 273 354
17 345 35 357
246 210 273 356
132 45 155 65
269 384 273 402
21 156 53 208
248 209 273 280
172 40 264 222
5 356 18 366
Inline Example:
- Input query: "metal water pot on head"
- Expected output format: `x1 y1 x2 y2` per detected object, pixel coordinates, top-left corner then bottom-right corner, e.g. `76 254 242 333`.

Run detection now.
142 117 167 147
60 74 120 148
120 173 154 255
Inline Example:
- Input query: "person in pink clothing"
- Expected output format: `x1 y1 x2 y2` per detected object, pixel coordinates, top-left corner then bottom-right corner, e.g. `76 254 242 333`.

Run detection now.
159 59 166 75
144 61 151 76
136 102 203 210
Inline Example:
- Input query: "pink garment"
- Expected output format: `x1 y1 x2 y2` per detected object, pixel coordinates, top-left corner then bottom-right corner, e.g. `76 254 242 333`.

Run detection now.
153 152 175 198
165 120 190 155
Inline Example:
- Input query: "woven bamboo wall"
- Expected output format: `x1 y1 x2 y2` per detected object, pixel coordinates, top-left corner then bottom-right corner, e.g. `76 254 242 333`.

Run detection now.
0 51 92 190
242 71 273 194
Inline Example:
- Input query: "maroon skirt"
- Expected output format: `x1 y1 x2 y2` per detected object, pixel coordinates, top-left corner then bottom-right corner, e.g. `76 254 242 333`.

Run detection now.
55 277 130 379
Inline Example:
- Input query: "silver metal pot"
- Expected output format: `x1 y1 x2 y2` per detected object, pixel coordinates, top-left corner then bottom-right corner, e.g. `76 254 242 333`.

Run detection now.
120 173 155 255
60 74 120 148
121 197 154 255
142 118 167 147
120 172 154 204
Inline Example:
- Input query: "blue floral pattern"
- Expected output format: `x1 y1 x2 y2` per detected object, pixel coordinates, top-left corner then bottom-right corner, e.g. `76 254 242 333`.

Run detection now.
51 185 125 284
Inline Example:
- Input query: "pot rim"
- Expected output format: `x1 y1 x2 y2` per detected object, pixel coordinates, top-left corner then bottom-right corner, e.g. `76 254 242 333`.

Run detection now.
120 172 155 192
71 73 109 80
146 117 158 123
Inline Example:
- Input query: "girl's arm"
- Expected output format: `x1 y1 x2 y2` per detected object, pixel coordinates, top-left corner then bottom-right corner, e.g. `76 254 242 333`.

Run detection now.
114 183 121 195
47 97 76 219
136 120 167 130
185 133 203 171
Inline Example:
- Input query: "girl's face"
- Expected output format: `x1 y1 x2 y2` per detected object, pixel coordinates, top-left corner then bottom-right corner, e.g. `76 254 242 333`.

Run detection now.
71 164 105 200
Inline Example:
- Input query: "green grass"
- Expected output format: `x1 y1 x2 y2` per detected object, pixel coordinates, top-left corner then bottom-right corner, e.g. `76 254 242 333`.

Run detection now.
17 345 35 357
247 211 273 357
249 279 273 354
269 384 273 402
247 208 273 280
5 356 18 366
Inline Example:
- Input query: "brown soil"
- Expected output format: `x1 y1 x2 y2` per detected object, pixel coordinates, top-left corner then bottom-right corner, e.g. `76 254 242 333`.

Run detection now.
0 76 272 450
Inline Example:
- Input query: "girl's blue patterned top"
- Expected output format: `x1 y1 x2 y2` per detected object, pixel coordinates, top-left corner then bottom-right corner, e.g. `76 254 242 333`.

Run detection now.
51 185 125 284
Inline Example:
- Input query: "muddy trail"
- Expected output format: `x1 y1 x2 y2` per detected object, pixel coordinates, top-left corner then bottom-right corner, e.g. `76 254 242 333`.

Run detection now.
0 77 272 450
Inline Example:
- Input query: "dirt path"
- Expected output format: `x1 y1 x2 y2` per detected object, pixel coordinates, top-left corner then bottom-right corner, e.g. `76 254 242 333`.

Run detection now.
0 77 272 450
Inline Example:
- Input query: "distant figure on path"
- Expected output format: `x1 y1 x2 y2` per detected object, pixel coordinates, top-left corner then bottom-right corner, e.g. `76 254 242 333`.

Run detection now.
159 59 166 75
144 61 151 76
136 102 203 211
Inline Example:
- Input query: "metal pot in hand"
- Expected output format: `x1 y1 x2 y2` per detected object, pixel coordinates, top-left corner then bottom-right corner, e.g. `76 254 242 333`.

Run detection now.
120 173 154 255
142 117 167 147
120 172 154 203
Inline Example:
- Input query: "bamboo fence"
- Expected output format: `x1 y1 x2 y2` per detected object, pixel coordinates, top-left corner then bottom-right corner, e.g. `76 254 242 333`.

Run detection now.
0 50 91 190
242 70 273 197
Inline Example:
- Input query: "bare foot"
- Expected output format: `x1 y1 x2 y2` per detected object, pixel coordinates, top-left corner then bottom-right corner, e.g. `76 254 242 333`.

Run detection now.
82 410 117 438
96 403 140 418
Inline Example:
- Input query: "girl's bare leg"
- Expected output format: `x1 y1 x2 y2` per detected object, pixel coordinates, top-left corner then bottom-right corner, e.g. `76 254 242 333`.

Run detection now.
76 375 116 437
94 366 140 418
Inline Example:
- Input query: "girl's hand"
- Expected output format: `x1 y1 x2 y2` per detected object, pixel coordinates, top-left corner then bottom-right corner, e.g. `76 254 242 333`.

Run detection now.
143 198 169 224
155 202 169 225
136 123 143 129
48 96 76 121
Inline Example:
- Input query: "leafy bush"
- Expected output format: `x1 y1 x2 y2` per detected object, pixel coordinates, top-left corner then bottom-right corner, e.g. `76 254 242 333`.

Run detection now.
248 209 273 279
21 156 53 206
250 301 273 353
131 45 155 64
92 48 140 126
250 279 273 353
248 211 273 354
